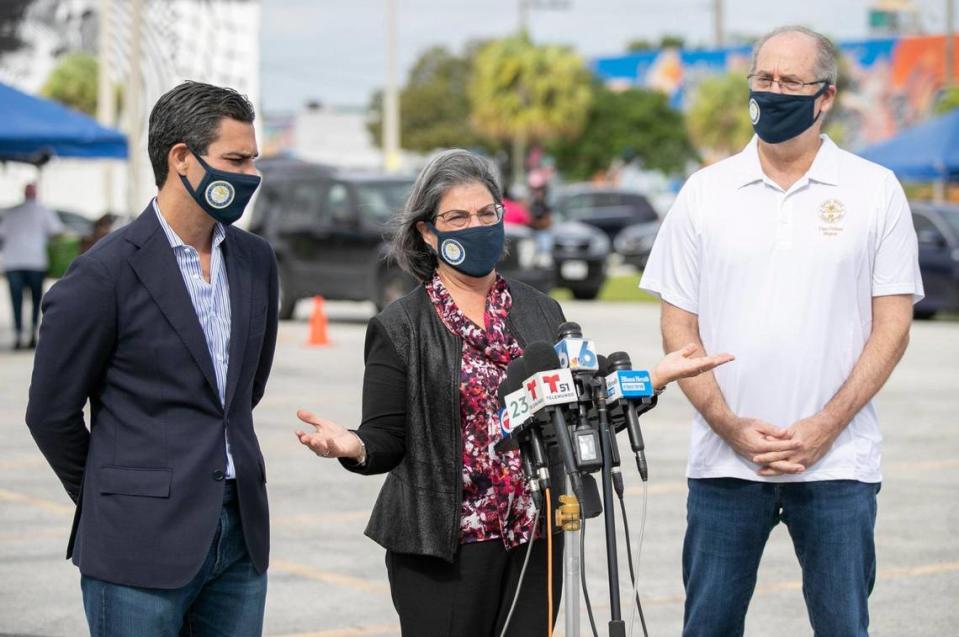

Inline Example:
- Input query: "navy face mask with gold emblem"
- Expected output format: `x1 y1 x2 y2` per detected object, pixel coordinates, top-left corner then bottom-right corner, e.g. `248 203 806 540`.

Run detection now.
427 221 505 278
180 152 261 225
748 83 829 144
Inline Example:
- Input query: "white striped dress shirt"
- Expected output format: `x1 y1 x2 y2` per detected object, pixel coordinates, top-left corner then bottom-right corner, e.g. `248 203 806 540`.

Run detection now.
154 201 236 479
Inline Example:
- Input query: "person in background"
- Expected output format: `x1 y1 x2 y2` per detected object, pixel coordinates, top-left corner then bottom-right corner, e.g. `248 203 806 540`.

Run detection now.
80 213 119 254
0 183 63 350
501 185 531 226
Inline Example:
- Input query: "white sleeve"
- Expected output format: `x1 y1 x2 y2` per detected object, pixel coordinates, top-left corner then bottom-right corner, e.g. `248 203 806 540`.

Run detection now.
638 177 701 314
45 208 65 236
872 174 924 303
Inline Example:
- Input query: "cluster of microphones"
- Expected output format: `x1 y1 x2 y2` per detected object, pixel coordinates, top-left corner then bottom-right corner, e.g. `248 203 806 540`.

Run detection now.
496 321 657 517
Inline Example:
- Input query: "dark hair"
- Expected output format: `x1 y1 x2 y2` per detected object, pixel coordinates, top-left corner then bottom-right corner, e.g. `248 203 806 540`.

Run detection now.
389 149 502 282
148 81 255 187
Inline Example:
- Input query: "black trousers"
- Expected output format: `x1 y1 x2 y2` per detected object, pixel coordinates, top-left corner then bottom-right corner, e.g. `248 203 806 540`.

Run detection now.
386 534 564 637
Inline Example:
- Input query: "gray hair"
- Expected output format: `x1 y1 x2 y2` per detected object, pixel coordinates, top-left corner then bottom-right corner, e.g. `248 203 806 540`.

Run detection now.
749 26 839 85
389 149 502 282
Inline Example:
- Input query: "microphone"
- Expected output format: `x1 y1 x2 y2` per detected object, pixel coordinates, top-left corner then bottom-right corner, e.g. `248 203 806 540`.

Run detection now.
523 341 592 500
606 351 654 481
497 358 550 506
554 321 599 373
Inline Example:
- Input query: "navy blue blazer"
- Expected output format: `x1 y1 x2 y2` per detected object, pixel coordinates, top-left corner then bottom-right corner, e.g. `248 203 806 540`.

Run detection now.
26 205 278 589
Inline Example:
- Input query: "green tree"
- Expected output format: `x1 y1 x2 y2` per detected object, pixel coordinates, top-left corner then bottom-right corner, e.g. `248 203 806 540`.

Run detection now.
626 38 653 52
686 72 754 159
626 35 685 52
934 85 959 114
41 53 98 115
367 45 493 153
658 35 685 49
469 35 592 182
550 85 696 180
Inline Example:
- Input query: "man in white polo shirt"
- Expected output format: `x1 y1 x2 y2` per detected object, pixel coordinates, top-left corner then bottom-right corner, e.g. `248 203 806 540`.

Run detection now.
641 26 922 637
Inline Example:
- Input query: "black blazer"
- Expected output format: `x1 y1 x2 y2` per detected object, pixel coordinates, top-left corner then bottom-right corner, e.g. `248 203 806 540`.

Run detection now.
343 279 566 562
25 205 278 589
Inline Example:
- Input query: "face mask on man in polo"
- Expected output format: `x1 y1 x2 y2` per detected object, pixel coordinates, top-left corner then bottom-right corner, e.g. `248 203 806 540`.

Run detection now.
748 79 830 144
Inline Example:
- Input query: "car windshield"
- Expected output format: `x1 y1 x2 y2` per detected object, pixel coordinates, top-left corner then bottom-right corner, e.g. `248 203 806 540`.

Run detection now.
354 180 413 224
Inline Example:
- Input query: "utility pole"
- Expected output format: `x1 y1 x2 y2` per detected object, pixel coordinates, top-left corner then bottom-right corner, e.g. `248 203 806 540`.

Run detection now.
97 0 115 213
947 0 955 86
383 0 400 173
126 0 144 216
518 0 530 33
714 0 724 48
511 0 570 189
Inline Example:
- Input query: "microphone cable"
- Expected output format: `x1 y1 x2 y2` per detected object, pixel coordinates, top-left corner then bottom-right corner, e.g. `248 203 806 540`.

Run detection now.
621 480 650 637
498 496 543 637
579 517 600 637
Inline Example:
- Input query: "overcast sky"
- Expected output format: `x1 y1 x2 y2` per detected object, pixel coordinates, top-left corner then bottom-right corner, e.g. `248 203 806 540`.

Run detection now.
259 0 949 112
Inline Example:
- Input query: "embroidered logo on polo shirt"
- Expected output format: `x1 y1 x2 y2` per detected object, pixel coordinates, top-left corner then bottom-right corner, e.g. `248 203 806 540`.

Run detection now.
818 199 845 237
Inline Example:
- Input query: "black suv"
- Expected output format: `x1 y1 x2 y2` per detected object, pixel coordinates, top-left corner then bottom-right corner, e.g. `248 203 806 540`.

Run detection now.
250 158 553 318
911 202 959 319
553 185 659 241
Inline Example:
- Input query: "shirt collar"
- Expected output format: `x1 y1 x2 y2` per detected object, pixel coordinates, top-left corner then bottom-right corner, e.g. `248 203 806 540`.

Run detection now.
152 198 226 251
734 134 840 189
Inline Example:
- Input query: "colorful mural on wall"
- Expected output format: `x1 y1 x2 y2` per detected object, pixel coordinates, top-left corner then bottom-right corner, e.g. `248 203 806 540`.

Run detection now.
592 35 959 150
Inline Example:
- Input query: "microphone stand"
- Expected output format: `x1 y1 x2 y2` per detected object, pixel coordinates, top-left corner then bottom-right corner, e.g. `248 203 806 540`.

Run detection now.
557 478 582 637
592 377 627 637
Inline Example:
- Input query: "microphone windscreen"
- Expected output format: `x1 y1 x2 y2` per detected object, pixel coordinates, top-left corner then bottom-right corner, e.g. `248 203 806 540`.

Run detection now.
525 341 562 373
556 321 582 340
596 354 610 376
504 357 529 393
607 351 633 371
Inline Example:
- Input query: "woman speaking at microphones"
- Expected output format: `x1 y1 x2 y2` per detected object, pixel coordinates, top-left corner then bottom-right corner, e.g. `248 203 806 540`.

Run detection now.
295 149 731 637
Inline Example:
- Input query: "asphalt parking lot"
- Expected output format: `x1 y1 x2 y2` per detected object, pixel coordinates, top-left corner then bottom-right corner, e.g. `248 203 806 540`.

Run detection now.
1 295 957 636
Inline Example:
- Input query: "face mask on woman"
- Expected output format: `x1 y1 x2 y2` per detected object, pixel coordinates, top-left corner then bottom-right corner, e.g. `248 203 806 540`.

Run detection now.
426 221 505 278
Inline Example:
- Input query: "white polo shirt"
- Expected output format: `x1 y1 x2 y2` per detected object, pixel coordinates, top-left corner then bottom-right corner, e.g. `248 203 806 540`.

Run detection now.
640 135 923 483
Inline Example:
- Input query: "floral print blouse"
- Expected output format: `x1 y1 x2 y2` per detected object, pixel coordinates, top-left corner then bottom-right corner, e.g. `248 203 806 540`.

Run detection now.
426 274 538 548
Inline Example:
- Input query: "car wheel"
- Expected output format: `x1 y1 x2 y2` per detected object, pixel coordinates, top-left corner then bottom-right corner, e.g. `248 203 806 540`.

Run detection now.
570 285 602 301
278 264 297 321
376 269 415 311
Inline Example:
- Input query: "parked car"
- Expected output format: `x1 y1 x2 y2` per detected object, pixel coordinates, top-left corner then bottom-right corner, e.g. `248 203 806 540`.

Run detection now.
250 158 554 318
549 218 610 300
911 202 959 319
613 220 661 271
552 185 659 242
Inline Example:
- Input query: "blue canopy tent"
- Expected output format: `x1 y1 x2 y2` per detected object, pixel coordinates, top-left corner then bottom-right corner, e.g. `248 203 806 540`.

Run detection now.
0 82 127 164
858 109 959 200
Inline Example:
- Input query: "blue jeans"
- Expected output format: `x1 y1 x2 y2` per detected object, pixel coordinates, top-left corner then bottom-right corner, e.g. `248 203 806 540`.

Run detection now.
682 478 880 637
5 269 45 334
81 482 266 637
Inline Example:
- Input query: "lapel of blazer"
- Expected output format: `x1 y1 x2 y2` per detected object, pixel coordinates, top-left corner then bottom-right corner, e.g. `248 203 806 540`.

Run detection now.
126 205 220 403
222 227 251 413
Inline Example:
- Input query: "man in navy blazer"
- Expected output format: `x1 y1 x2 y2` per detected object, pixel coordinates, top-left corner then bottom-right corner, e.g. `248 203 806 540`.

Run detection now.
26 81 278 635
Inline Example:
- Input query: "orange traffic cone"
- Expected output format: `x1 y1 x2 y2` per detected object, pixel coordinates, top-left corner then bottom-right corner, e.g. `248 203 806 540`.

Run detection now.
306 296 330 347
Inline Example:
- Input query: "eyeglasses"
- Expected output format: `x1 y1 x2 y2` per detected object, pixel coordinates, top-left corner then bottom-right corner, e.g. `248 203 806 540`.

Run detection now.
434 203 504 229
747 74 829 94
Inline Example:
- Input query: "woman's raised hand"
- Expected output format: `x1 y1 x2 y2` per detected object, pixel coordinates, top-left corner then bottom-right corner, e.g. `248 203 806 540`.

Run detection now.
651 343 735 389
295 409 364 461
